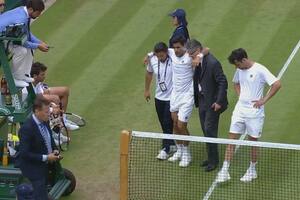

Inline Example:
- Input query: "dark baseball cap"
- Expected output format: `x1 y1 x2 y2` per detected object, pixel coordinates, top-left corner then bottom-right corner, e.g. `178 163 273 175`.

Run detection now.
168 8 186 18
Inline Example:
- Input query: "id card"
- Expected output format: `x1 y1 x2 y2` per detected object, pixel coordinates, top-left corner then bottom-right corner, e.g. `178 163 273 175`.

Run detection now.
159 82 167 92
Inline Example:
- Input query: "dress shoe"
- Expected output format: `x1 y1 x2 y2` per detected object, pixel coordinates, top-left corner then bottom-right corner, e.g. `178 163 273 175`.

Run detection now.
201 160 209 167
205 163 218 172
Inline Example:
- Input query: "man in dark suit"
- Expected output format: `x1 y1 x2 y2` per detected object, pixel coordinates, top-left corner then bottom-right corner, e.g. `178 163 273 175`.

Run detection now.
19 97 62 200
187 39 228 172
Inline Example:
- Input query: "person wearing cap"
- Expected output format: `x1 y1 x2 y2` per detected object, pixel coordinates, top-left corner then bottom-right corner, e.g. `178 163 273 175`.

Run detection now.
0 0 5 13
186 39 228 172
144 42 175 160
168 8 190 48
0 0 49 87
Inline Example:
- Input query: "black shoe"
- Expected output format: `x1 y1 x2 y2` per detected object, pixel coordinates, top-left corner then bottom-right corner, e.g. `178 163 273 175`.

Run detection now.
201 160 209 167
205 163 218 172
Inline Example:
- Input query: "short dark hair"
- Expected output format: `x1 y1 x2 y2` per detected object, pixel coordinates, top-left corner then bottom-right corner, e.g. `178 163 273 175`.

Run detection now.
153 42 168 53
30 62 47 77
33 96 49 112
186 39 202 54
171 35 186 46
228 48 248 64
26 0 45 12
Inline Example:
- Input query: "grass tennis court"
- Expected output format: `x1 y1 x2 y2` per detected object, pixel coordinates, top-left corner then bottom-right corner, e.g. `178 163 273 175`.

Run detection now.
31 0 300 199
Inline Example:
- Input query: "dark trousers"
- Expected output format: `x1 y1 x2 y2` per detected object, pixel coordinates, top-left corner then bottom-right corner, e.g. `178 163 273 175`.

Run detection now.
155 98 175 153
199 107 220 165
30 177 48 200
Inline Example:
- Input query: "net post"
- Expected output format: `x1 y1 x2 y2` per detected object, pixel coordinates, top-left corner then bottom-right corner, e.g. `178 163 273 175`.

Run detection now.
120 130 130 200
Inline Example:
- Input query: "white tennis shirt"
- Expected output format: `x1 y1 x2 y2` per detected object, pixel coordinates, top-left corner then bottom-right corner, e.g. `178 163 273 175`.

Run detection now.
232 62 278 118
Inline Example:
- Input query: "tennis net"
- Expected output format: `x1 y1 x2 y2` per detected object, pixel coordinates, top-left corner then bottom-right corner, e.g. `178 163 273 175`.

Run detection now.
120 130 300 200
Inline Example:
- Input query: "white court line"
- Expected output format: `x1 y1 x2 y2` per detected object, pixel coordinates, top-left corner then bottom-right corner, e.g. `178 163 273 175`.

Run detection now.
202 39 300 200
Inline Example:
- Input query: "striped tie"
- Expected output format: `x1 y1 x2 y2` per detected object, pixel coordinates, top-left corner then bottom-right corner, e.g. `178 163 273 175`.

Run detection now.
39 123 52 154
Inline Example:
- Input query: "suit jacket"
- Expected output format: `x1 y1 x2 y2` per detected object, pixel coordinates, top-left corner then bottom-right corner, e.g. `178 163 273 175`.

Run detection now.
193 53 228 111
18 116 57 180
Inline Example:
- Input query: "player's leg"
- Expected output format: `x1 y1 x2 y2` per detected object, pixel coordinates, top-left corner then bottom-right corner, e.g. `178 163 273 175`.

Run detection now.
217 115 245 183
240 117 264 182
48 86 70 111
168 112 183 162
42 94 60 105
176 97 193 167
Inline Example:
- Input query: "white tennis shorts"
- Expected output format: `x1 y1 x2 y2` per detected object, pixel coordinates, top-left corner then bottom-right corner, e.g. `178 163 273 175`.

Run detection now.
229 115 265 138
170 92 194 123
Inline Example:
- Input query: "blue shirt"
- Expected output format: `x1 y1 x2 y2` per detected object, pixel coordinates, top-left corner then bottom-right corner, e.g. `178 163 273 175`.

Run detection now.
0 6 41 49
32 114 50 162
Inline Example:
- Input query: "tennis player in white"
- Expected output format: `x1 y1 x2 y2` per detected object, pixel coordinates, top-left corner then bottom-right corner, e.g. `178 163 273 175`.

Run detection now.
143 37 205 166
167 36 202 167
216 48 281 183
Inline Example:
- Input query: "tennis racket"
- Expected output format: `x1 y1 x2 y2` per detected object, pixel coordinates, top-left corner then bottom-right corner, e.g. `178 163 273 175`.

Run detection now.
65 112 86 127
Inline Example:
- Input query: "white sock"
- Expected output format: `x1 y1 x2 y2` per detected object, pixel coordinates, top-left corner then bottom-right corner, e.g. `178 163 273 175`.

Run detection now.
181 145 189 155
249 161 257 170
176 144 182 152
222 161 230 171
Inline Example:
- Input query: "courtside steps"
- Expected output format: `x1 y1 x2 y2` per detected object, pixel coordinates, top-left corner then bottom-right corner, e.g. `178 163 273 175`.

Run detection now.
48 179 71 200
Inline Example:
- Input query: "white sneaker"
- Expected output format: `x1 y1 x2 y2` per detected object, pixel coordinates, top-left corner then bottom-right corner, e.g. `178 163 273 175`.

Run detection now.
14 79 28 87
156 149 168 160
179 151 191 167
168 150 182 162
216 170 231 183
240 168 257 182
65 121 79 131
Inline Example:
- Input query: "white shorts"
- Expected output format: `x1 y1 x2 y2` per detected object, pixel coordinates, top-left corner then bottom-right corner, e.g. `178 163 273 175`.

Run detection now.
229 115 265 138
170 92 194 123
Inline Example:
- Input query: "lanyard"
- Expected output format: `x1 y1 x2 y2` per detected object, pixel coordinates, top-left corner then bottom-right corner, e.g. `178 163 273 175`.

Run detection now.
157 57 169 82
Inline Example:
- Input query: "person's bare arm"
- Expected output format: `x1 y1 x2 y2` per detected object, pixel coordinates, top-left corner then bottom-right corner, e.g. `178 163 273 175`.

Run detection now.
144 71 153 102
252 80 281 108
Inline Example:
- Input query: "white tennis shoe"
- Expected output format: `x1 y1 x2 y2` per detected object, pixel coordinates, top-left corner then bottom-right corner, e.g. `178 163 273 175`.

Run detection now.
216 169 231 183
156 149 168 160
168 150 182 162
240 168 257 182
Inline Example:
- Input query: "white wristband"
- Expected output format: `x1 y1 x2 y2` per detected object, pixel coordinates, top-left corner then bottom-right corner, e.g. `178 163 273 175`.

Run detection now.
197 53 204 58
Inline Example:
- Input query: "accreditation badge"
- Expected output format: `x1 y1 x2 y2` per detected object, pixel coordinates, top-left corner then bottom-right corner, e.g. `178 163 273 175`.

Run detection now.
159 82 167 92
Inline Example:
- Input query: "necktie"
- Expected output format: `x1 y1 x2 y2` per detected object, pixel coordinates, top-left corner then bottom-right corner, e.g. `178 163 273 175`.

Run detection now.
39 123 52 154
27 18 34 56
27 18 31 40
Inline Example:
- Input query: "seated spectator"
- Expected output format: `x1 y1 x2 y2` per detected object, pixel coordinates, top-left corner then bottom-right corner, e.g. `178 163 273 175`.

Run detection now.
30 62 79 131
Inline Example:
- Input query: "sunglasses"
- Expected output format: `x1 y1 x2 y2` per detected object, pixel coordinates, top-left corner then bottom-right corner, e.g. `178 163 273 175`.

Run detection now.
0 3 5 6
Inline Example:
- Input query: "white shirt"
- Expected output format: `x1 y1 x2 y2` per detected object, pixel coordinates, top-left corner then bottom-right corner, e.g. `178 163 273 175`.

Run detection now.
147 55 173 101
33 82 48 94
232 62 278 118
168 49 194 94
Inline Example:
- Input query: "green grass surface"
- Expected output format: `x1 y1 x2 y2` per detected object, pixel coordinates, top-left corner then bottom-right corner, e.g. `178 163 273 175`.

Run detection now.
29 0 300 199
